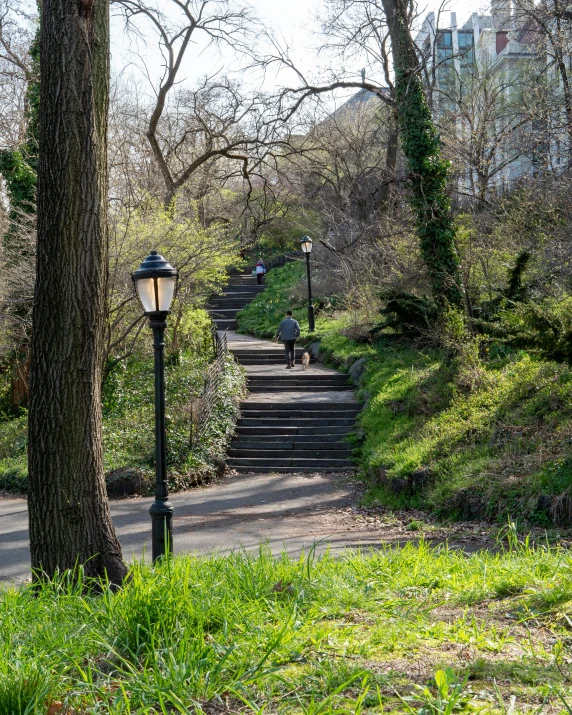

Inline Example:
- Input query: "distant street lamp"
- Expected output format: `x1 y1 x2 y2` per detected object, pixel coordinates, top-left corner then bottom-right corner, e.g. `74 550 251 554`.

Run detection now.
132 250 179 562
301 235 315 332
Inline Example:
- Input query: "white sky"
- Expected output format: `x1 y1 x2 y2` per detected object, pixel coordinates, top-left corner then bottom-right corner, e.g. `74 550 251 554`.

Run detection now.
109 0 491 99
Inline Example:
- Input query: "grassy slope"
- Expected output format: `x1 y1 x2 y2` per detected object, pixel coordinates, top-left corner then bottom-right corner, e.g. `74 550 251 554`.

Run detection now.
236 261 307 338
237 263 572 525
2 544 572 713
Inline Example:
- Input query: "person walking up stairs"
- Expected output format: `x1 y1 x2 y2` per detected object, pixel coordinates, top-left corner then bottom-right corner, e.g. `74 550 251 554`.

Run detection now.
274 310 300 369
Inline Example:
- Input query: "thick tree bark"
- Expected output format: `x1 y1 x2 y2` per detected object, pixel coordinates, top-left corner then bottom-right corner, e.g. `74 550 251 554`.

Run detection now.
28 0 127 583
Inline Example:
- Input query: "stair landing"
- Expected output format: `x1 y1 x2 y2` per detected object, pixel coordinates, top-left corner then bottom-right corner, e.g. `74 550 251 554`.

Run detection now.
227 332 358 404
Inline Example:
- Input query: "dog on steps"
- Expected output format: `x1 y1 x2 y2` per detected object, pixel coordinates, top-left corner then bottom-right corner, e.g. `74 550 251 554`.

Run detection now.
301 351 311 370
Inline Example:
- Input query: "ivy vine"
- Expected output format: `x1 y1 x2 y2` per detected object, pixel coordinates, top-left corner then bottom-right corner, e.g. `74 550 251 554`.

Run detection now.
393 11 463 310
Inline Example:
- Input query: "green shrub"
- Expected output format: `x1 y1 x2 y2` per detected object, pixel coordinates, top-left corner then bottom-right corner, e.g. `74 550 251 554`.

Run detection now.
495 296 572 363
374 291 438 336
0 337 246 494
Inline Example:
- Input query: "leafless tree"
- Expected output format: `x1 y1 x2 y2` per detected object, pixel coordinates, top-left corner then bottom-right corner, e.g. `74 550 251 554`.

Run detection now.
0 0 35 150
434 54 536 206
512 0 572 163
113 0 274 208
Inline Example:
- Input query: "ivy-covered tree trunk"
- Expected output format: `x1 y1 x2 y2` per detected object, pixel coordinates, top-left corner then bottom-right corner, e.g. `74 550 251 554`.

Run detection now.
381 0 463 309
27 0 127 583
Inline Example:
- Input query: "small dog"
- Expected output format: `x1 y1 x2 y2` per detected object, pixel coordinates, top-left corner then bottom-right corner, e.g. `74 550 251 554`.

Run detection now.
301 351 311 370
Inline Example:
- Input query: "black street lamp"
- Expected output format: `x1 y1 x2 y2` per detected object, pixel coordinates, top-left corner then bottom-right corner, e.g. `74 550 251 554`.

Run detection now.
132 250 179 562
301 236 315 332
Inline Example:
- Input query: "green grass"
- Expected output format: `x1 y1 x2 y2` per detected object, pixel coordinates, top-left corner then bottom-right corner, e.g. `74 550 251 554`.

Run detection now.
236 260 307 338
238 263 572 526
2 543 572 713
349 337 572 524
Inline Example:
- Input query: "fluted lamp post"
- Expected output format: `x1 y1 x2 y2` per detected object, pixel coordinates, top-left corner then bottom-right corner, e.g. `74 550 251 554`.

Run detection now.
301 235 315 332
132 250 179 562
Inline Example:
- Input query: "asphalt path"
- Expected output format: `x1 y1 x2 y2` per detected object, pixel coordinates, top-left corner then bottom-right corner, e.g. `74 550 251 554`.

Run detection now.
0 470 401 585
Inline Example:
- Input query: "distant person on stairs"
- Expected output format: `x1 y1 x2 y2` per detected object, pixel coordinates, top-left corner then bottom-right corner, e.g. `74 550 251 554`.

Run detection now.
274 310 300 369
255 258 266 285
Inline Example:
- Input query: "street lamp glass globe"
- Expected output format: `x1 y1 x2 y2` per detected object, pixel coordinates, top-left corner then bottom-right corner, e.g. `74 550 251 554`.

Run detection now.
300 236 313 254
157 277 176 311
135 278 157 313
132 251 178 314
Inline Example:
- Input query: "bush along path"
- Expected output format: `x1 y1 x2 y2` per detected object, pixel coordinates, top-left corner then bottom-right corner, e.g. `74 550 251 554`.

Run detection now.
208 272 360 473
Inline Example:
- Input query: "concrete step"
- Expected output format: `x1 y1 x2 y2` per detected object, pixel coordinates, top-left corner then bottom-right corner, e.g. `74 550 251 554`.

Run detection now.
236 425 353 436
231 440 352 452
236 360 318 366
228 448 352 459
206 303 248 317
219 293 264 299
208 300 252 306
236 359 316 365
238 417 356 427
210 308 248 314
235 358 316 365
232 350 310 356
247 375 348 383
246 384 350 391
248 385 354 393
239 409 358 419
209 295 256 300
230 465 353 473
227 457 354 468
240 402 361 412
232 434 351 445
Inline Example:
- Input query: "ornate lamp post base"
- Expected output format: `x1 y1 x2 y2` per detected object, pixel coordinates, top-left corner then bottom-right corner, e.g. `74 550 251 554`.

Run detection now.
149 499 174 561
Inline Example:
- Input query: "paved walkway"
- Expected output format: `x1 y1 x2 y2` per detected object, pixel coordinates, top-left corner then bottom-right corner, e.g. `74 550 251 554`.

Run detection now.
227 331 356 404
1 471 415 585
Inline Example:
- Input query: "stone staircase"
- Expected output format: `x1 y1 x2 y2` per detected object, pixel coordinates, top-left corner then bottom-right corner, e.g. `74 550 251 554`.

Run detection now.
208 274 266 331
207 273 360 474
228 400 360 473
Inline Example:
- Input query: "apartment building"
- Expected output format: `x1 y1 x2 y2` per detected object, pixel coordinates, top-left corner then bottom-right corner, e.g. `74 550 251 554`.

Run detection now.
416 2 564 198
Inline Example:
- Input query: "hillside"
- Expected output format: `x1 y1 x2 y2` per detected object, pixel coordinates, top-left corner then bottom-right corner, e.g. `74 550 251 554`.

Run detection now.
237 262 572 527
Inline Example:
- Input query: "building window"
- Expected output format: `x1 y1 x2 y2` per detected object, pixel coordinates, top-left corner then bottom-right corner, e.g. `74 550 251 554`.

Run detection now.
458 31 472 47
436 32 453 65
458 30 474 65
437 31 453 48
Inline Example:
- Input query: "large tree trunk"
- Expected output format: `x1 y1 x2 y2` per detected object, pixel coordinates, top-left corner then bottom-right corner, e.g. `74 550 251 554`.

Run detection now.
27 0 127 583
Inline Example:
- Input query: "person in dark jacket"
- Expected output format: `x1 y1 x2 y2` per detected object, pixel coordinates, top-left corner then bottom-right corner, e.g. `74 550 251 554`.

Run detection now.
274 310 301 368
